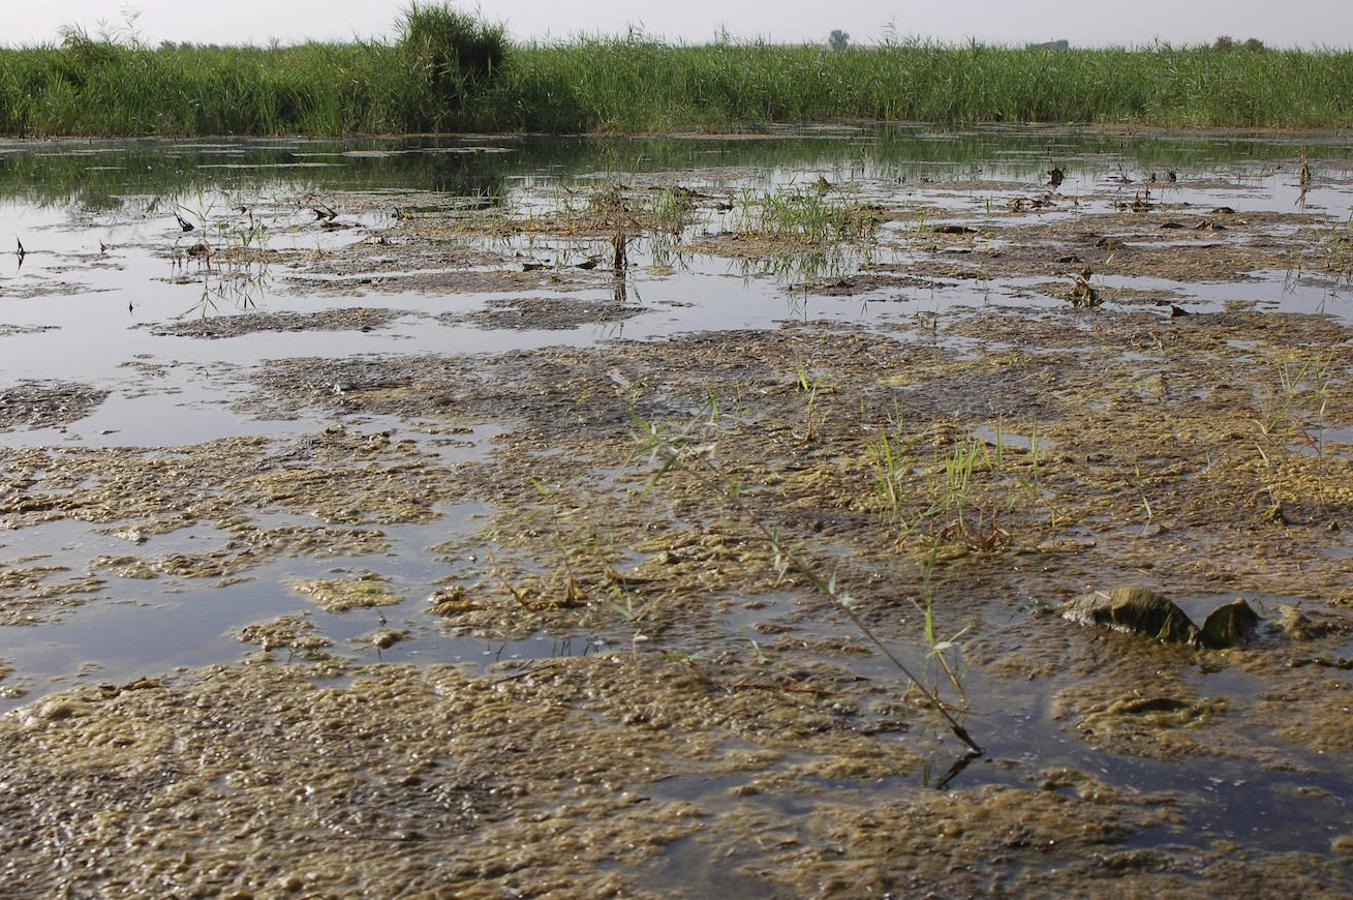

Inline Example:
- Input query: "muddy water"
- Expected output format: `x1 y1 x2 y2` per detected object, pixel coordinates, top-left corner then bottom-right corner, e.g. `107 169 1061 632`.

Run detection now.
1 128 1352 896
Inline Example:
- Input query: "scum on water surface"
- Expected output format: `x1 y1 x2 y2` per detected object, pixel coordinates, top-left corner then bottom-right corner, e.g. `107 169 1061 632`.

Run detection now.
0 127 1352 896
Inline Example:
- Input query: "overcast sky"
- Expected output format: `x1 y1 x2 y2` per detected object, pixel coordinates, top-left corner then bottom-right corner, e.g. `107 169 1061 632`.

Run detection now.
5 0 1351 49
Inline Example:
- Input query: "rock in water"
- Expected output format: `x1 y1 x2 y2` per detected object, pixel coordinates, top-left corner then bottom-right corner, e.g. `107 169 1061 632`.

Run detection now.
1061 586 1198 644
1062 587 1261 649
1199 599 1260 649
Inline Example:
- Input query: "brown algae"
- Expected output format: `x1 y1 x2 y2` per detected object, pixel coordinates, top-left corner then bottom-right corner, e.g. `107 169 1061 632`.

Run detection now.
2 134 1353 895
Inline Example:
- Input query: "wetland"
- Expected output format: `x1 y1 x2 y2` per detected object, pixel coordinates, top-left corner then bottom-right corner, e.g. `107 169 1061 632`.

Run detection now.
1 126 1351 896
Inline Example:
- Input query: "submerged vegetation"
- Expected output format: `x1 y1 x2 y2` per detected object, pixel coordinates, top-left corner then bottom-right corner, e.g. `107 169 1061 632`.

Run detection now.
3 5 1353 135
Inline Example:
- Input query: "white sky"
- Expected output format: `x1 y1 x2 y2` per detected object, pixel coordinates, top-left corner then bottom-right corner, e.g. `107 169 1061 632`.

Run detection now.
4 0 1351 49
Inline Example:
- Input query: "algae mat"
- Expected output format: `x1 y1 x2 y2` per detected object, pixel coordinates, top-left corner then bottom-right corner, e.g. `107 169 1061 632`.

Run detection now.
1 129 1351 896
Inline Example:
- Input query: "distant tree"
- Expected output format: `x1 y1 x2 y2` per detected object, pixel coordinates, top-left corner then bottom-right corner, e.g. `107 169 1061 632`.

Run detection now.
1244 37 1266 51
829 29 850 52
1213 35 1235 50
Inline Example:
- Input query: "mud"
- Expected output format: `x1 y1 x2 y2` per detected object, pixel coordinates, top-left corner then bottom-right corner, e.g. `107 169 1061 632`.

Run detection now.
440 296 645 331
284 266 595 297
1 656 1348 897
0 279 114 299
149 307 403 338
2 130 1352 896
0 323 57 336
237 613 334 654
0 427 458 621
292 571 403 613
0 381 108 432
277 214 607 296
0 561 104 626
0 657 28 699
892 209 1322 286
230 307 1353 787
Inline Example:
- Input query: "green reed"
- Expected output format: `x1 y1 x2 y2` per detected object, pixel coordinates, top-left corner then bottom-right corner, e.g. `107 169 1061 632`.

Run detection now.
4 14 1353 136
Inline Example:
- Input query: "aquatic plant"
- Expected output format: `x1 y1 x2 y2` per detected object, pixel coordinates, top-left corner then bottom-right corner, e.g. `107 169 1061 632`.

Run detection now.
1067 265 1103 308
868 420 1019 553
168 198 273 317
1305 213 1353 283
1128 460 1156 524
935 440 980 531
734 186 878 246
631 412 983 756
914 548 969 701
0 5 505 135
795 365 831 443
1258 351 1336 444
870 421 913 525
647 186 699 238
493 36 1353 132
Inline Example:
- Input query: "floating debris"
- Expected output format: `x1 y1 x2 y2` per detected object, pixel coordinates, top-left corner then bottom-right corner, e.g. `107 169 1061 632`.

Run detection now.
292 573 403 613
1068 266 1101 308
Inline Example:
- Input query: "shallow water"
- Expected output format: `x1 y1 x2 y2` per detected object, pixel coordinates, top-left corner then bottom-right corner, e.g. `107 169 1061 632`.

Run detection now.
2 130 1348 433
2 127 1352 888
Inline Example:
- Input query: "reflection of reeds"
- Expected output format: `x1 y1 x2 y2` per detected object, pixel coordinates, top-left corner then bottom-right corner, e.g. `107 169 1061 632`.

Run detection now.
0 129 1327 215
612 223 628 275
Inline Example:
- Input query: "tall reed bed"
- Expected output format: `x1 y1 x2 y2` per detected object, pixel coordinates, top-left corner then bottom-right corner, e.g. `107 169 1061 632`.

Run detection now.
0 4 505 135
3 15 1352 136
495 38 1353 131
0 39 421 135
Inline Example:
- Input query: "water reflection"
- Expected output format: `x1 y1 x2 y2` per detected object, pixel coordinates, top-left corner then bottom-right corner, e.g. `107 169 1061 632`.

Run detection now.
5 126 1350 211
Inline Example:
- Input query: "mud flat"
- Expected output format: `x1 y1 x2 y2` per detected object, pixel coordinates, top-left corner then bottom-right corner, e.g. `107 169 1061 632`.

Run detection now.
0 129 1351 896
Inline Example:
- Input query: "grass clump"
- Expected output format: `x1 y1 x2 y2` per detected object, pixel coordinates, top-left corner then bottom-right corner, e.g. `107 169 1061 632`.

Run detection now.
1316 216 1353 282
631 412 983 758
734 187 879 246
399 2 507 129
869 420 1040 553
